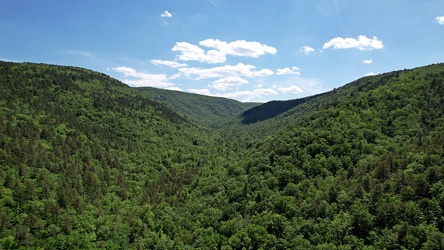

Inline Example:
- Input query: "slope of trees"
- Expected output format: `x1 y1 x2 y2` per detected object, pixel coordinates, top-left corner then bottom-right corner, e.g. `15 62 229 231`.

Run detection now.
1 61 444 249
178 63 444 249
240 93 325 124
0 61 222 249
136 86 259 127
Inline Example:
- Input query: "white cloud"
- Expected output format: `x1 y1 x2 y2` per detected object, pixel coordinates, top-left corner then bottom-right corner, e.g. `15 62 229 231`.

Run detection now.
161 10 172 18
169 73 182 80
436 16 444 25
221 88 278 102
300 46 315 55
365 72 375 76
178 63 271 79
363 59 373 64
276 66 301 75
278 85 303 94
199 39 277 58
112 66 174 87
210 76 249 90
186 87 278 102
323 35 383 50
172 39 276 64
188 88 211 95
254 88 278 95
151 59 187 68
172 42 226 64
254 68 274 76
272 76 324 98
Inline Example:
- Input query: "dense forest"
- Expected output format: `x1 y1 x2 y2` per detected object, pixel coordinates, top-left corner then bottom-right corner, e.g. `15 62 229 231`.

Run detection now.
1 61 444 249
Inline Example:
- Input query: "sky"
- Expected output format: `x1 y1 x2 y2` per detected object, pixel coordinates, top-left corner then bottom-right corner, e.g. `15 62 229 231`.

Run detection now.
1 0 443 102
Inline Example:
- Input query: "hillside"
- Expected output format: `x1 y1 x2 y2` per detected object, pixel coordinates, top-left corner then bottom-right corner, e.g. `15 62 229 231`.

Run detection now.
207 63 444 249
0 61 223 249
239 93 325 124
1 61 444 249
136 86 259 127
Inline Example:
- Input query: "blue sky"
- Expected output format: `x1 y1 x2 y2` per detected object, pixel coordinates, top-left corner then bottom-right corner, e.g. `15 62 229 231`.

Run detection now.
1 0 443 102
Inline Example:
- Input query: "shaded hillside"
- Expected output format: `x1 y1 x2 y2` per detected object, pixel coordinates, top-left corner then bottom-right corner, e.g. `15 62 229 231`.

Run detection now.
136 86 259 126
2 61 444 249
240 93 325 124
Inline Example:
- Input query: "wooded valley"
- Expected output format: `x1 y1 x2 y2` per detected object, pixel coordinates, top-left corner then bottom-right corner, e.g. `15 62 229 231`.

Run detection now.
1 61 444 249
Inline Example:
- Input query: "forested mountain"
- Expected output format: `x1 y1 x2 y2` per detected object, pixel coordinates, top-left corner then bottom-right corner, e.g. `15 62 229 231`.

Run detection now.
1 61 444 249
136 87 259 127
0 61 222 249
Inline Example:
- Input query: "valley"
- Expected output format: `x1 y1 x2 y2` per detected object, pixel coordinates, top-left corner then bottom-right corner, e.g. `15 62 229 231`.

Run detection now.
1 61 444 249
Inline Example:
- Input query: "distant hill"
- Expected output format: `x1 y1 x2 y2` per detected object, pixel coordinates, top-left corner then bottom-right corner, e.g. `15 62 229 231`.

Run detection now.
240 93 325 124
136 86 259 126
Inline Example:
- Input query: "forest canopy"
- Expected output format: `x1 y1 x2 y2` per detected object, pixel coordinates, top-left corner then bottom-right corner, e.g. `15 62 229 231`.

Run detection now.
1 61 444 249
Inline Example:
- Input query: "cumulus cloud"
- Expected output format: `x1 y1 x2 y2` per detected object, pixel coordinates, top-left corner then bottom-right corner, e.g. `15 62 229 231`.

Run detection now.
277 85 303 94
363 59 373 64
436 16 444 25
210 76 249 90
255 68 274 76
113 37 324 102
199 39 277 58
112 66 174 87
221 88 278 102
323 35 383 50
365 72 375 77
276 66 301 75
300 46 315 55
151 59 187 68
172 39 276 64
172 42 226 64
186 88 278 102
178 63 272 79
160 11 172 18
272 76 324 99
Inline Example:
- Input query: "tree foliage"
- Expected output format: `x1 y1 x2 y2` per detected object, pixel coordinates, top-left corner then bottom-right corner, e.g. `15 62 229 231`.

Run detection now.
1 61 444 249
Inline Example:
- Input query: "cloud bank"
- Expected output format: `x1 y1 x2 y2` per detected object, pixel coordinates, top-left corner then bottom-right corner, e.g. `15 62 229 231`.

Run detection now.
113 38 315 102
323 35 383 50
172 39 277 64
178 63 273 79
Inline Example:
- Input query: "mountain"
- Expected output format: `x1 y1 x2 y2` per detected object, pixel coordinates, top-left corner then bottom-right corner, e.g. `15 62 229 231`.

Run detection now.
136 86 259 127
1 61 444 249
